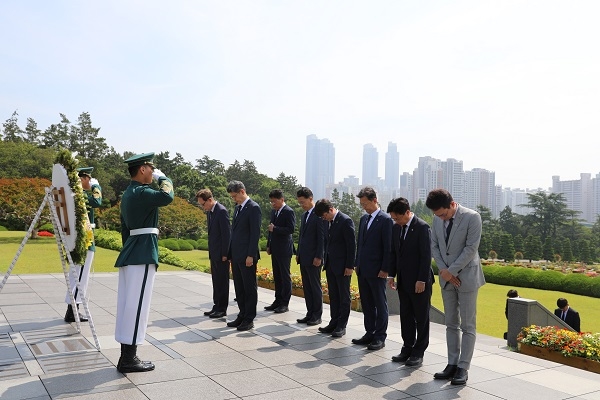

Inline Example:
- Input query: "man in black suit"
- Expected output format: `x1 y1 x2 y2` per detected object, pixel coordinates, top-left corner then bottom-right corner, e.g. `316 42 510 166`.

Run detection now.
555 297 581 332
387 197 434 367
226 180 262 331
296 187 326 326
196 188 231 319
314 199 356 337
352 187 393 351
265 189 296 314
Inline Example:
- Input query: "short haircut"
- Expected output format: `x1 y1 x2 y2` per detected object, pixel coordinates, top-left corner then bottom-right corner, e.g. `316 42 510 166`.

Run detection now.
269 189 284 199
128 165 142 178
296 187 313 199
226 180 245 193
557 298 568 308
507 289 519 298
425 188 453 210
387 197 410 214
314 199 333 217
356 186 377 201
195 188 213 201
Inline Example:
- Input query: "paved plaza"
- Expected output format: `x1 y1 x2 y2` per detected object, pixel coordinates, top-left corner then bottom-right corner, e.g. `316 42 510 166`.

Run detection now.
0 271 599 399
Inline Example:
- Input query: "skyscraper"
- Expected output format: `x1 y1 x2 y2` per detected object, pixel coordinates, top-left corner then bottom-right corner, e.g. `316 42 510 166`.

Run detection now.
385 142 399 190
305 134 335 200
362 143 378 186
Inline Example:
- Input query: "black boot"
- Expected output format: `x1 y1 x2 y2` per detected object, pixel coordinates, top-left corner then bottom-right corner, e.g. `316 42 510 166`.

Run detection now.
117 344 155 373
64 304 88 323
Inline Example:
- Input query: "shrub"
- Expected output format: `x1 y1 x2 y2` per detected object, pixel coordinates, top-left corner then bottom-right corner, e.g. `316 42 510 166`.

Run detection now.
160 239 180 251
196 239 208 250
94 229 123 251
185 239 199 249
259 238 268 251
0 225 7 231
38 223 55 234
178 240 194 251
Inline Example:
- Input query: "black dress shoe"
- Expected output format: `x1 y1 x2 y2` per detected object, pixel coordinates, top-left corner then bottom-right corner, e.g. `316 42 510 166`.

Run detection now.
451 367 468 385
273 305 289 313
296 316 310 323
226 317 243 327
318 325 335 334
306 319 321 326
203 310 214 316
351 335 373 345
433 364 458 380
209 311 226 318
331 328 346 337
237 321 254 331
264 303 279 311
391 353 411 363
405 356 423 367
367 339 385 350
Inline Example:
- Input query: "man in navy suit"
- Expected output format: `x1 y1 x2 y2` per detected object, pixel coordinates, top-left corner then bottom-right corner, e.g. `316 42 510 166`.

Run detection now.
387 197 434 367
555 298 581 332
265 189 296 314
296 187 326 326
352 187 393 351
196 188 231 319
314 199 356 337
226 181 262 331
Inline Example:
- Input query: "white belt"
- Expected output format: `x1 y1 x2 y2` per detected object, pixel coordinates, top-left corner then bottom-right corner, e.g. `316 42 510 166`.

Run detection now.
130 228 159 236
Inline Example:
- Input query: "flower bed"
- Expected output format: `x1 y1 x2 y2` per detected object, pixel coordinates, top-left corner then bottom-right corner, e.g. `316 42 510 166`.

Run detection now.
518 325 600 373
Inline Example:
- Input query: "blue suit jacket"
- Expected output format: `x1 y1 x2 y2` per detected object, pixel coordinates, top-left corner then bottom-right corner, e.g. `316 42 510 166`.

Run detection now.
297 210 326 266
355 210 393 277
228 198 262 263
324 211 356 276
267 204 296 257
389 216 434 292
207 202 231 262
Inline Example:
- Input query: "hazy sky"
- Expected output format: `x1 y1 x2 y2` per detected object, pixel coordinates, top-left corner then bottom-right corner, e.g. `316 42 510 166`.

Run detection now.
2 1 599 190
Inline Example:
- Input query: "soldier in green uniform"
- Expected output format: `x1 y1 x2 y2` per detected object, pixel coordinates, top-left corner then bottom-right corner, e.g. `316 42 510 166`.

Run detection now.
64 167 102 322
114 153 174 373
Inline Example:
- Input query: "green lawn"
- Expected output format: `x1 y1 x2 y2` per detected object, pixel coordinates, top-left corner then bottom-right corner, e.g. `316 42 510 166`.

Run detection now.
0 231 183 273
2 231 599 338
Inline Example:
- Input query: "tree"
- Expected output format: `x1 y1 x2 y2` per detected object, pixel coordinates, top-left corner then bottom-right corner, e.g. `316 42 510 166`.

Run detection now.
498 233 515 262
41 114 71 149
24 117 42 145
578 239 592 263
499 206 520 236
513 234 524 253
479 233 492 259
523 234 542 262
521 192 570 242
338 191 363 230
2 111 23 142
69 112 109 158
0 177 52 233
412 199 433 225
562 237 573 262
542 237 554 261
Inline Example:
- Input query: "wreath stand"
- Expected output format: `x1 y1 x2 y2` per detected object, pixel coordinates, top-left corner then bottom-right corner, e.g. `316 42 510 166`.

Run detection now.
0 186 101 351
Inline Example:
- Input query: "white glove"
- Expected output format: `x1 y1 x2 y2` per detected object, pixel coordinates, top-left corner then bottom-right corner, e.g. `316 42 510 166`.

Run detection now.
90 178 99 186
152 169 166 181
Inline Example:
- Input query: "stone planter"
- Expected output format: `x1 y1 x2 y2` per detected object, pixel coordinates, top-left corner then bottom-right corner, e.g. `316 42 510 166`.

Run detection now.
257 281 275 290
518 343 600 374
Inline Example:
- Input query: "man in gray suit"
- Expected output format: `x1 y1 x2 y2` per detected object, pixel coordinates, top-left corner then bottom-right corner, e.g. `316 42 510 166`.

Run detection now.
426 189 485 386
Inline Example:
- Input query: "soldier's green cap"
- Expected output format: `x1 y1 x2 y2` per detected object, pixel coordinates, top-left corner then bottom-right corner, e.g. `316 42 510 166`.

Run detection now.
124 152 155 168
77 167 94 177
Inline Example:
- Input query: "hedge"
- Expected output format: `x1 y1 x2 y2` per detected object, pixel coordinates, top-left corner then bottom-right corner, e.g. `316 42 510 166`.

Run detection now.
94 229 208 272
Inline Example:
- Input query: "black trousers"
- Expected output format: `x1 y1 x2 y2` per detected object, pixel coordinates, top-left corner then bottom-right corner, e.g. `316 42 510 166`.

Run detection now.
397 284 431 357
231 260 257 322
210 258 230 313
299 263 322 320
325 268 351 329
271 253 292 306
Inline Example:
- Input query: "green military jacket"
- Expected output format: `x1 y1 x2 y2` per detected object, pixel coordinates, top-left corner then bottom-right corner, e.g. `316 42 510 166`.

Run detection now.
86 183 102 251
114 177 174 267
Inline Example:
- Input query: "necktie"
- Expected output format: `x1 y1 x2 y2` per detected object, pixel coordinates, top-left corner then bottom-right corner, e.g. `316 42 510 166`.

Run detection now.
234 205 241 221
562 311 566 321
445 218 453 244
363 214 372 237
207 211 212 230
400 224 407 247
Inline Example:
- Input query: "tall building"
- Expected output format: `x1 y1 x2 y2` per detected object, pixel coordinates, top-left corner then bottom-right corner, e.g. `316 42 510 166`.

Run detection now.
385 142 399 190
464 168 495 213
441 158 465 204
552 174 594 223
362 143 378 186
305 134 335 200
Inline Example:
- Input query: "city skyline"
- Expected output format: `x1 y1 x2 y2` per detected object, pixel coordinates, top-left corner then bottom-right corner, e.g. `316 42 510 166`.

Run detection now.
2 2 600 191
